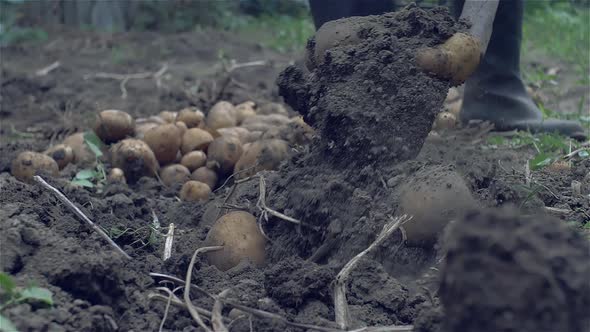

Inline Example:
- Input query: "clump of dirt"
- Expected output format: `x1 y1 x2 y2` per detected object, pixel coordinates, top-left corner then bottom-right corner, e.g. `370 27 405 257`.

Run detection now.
255 5 465 266
278 4 464 167
440 208 590 332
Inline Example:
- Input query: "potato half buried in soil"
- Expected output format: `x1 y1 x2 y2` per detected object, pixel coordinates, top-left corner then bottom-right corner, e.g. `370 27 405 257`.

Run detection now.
94 110 135 143
204 211 266 271
234 139 290 179
179 180 211 202
44 144 74 170
396 166 477 246
207 136 243 174
181 128 214 155
108 168 126 184
143 123 182 165
111 139 159 183
160 164 190 187
12 151 59 182
309 17 364 69
207 101 237 130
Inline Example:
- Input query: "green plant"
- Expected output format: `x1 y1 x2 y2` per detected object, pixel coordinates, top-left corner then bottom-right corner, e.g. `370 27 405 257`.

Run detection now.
523 1 590 83
0 272 53 332
0 0 47 46
71 132 107 188
485 131 589 170
107 224 161 249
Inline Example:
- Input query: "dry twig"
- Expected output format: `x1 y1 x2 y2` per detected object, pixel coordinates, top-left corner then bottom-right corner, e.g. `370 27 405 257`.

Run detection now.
184 246 223 332
334 215 411 330
35 61 61 76
212 289 230 332
150 272 414 332
163 223 175 261
33 176 131 260
83 64 168 99
257 175 301 225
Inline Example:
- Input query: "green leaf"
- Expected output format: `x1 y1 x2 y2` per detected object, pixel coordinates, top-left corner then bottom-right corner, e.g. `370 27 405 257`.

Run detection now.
74 169 97 180
0 273 16 295
578 150 589 158
71 179 95 188
530 153 553 170
83 132 104 158
0 314 19 332
19 287 53 306
584 222 590 229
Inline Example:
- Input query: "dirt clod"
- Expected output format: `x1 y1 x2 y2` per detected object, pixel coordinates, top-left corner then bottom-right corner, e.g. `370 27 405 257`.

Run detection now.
440 208 590 332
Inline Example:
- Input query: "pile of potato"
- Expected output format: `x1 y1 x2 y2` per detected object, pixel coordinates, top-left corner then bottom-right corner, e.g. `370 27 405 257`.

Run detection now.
11 101 314 203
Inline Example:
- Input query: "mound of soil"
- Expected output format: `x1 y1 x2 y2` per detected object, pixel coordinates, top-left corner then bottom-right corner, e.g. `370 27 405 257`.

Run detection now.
278 4 464 167
440 208 590 332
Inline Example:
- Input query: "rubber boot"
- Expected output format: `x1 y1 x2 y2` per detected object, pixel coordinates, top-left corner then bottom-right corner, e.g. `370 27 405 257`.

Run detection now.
308 0 393 29
453 0 587 140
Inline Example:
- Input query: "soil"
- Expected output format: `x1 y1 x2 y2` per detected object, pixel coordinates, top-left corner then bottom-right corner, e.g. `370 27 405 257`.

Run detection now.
1 5 589 332
440 208 590 332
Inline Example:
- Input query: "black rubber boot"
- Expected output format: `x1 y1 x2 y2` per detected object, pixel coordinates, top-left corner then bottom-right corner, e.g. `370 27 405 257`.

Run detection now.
308 0 393 29
454 0 587 140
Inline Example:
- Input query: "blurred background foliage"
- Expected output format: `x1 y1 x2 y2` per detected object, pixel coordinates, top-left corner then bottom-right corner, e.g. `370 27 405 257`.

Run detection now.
1 0 589 61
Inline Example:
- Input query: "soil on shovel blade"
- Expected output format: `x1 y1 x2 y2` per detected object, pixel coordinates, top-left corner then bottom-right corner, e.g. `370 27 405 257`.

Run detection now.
1 4 589 332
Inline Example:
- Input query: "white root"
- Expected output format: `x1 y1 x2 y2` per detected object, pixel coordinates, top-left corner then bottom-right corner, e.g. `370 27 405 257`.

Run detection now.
163 223 175 261
212 289 230 332
334 215 412 330
83 64 168 99
184 246 223 332
33 176 131 260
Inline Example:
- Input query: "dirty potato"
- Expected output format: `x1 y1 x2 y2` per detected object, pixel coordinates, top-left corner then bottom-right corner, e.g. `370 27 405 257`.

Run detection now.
204 211 266 271
11 151 59 182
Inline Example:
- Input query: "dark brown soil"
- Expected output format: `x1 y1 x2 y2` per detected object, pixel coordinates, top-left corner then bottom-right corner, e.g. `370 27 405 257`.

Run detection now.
440 208 590 332
1 5 589 332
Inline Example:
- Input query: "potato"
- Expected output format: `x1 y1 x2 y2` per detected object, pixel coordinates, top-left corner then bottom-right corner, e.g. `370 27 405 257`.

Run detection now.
234 139 289 179
207 101 237 130
159 111 178 123
134 121 160 140
160 164 190 187
176 107 205 128
204 211 266 271
179 180 211 202
180 151 207 172
217 127 251 144
94 110 135 143
546 160 571 173
175 121 188 137
44 144 74 170
310 17 364 68
241 114 290 132
446 99 462 117
257 102 288 116
235 101 257 124
108 168 126 184
433 112 457 131
416 32 482 85
143 124 182 165
181 128 214 155
191 166 218 189
63 133 96 166
207 136 243 174
11 151 59 182
397 167 477 246
262 117 314 145
111 139 159 182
